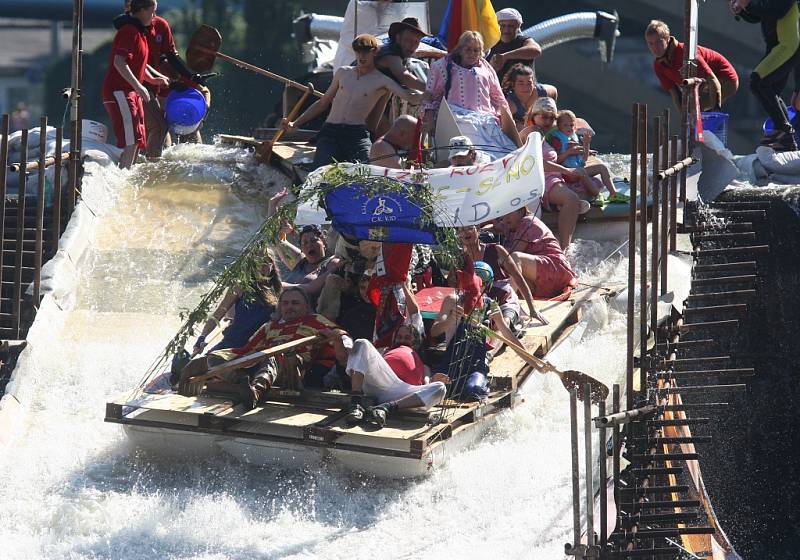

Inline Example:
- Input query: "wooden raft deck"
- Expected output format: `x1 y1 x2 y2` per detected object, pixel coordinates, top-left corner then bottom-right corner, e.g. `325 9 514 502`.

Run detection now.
105 284 605 461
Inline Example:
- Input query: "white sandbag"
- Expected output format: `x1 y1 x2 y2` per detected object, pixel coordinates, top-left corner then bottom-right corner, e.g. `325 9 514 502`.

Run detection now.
756 145 800 174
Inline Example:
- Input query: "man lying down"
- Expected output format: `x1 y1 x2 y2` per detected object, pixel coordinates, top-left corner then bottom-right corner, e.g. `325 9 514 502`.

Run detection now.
345 325 450 428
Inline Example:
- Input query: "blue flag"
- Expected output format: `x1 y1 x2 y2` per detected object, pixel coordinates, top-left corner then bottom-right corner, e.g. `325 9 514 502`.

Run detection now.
324 183 438 244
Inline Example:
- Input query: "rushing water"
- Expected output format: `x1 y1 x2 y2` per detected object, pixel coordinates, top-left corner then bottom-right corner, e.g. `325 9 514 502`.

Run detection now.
0 147 681 559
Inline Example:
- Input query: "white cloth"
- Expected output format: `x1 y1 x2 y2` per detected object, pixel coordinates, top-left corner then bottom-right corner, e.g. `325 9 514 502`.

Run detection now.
450 104 518 162
346 339 446 409
495 8 523 23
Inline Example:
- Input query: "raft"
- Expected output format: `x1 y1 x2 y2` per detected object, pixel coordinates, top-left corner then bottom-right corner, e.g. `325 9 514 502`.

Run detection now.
105 283 607 478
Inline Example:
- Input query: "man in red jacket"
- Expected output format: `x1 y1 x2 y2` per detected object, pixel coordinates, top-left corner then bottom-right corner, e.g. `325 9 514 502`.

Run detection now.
646 19 739 112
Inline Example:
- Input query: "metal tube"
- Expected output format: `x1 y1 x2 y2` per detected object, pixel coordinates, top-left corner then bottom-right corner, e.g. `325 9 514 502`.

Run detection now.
570 387 581 550
660 110 670 294
34 116 46 304
657 157 695 180
594 405 657 428
598 400 607 550
612 385 620 519
639 104 648 403
670 136 679 251
584 384 594 548
651 115 661 334
627 104 639 411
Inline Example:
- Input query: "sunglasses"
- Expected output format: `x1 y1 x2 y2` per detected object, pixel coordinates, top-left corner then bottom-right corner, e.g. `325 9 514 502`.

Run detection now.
300 224 323 237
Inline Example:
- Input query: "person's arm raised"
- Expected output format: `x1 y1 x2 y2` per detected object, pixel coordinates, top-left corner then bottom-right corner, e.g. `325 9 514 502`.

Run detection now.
284 69 340 130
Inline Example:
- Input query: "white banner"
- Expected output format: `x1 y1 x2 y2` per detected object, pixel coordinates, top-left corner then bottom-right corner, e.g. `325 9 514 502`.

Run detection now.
295 133 545 227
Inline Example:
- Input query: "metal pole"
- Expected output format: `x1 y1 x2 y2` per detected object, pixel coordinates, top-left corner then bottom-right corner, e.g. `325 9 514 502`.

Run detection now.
661 110 670 294
670 136 679 251
584 383 594 549
650 115 661 334
570 387 582 551
627 104 639 411
0 115 8 296
598 399 608 551
52 128 63 253
13 130 28 339
612 385 621 535
34 116 46 305
639 105 648 403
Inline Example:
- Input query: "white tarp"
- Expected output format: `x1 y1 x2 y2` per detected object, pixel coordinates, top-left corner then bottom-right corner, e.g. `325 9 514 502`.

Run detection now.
333 0 430 70
295 133 545 227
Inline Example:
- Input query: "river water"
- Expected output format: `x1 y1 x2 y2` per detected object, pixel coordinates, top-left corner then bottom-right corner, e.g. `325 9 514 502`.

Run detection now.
0 147 680 559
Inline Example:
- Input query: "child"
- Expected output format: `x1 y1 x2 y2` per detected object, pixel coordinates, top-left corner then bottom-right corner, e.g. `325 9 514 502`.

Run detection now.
548 110 618 198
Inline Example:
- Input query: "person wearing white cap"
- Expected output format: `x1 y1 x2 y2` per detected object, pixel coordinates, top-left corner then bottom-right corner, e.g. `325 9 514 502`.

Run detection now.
488 8 542 84
448 135 477 167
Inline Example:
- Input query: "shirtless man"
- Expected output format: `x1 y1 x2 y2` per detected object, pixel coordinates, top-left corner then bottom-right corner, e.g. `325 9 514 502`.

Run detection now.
284 34 425 169
368 114 418 169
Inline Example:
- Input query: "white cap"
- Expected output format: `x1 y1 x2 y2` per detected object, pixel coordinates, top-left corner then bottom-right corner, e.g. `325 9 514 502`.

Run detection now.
496 8 523 23
449 136 474 159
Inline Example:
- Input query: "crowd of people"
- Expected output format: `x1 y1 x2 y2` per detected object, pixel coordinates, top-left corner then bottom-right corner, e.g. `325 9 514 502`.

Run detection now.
167 5 800 426
181 8 597 428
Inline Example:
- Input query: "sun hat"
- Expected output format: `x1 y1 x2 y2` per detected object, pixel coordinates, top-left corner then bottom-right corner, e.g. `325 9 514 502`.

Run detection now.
448 135 474 159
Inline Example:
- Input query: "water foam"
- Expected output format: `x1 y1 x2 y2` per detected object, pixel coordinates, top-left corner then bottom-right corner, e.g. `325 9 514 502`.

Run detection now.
0 147 663 559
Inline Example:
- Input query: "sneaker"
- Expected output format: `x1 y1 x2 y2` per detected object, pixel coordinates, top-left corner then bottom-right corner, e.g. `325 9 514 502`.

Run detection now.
366 404 390 428
345 403 365 426
578 199 591 214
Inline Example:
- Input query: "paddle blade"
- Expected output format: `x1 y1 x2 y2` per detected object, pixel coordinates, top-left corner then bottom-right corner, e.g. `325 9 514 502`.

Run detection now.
187 25 222 73
559 370 609 404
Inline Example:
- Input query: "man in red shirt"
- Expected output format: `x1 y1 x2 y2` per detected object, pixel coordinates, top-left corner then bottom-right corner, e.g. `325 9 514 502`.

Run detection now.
646 20 739 112
207 287 352 408
102 0 168 168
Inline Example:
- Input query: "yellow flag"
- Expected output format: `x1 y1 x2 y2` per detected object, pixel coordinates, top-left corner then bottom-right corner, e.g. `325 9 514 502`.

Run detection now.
478 0 500 49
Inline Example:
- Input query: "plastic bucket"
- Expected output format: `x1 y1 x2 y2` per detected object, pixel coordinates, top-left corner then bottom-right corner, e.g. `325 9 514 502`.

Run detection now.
701 111 729 146
762 107 800 144
164 87 207 135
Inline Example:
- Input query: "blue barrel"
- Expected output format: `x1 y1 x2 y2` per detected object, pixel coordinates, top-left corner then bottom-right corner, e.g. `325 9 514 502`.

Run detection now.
164 88 207 135
701 112 729 146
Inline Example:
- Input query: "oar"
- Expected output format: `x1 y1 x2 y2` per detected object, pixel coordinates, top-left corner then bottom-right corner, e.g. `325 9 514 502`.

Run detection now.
485 326 609 404
256 82 316 163
177 334 323 397
187 25 324 98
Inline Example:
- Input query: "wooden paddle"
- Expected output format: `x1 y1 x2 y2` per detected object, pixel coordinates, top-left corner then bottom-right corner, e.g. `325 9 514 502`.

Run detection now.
256 82 316 163
485 327 609 404
187 25 323 98
177 334 323 396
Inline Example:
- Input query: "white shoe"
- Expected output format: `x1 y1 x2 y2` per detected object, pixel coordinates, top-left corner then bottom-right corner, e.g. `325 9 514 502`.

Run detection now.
578 200 591 214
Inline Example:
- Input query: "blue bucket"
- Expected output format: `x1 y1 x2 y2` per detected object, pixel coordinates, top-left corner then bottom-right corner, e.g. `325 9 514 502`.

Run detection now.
762 107 800 144
164 88 207 135
701 111 729 146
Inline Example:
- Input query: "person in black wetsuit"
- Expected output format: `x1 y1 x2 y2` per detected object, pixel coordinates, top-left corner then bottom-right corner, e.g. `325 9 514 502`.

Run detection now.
732 0 800 150
487 8 542 84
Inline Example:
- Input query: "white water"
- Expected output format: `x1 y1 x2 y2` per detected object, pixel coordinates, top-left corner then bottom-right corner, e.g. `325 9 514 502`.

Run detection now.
0 148 683 559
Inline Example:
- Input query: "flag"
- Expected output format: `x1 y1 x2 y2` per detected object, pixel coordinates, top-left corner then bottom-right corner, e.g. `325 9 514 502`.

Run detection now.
438 0 500 52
